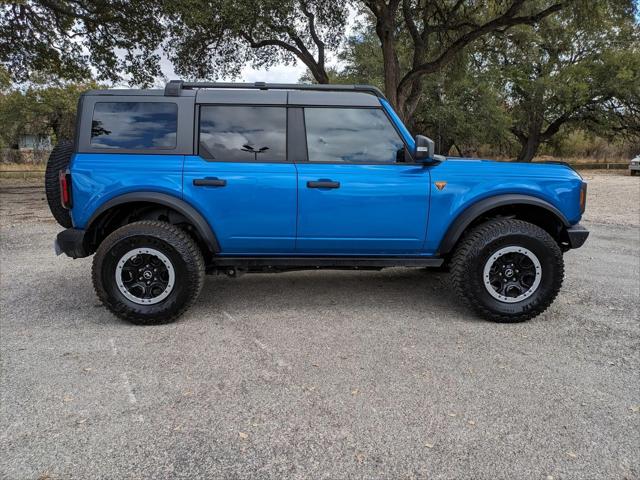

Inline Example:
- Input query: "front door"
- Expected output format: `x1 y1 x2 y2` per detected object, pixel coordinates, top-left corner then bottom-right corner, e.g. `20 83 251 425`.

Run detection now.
295 107 431 255
183 104 297 254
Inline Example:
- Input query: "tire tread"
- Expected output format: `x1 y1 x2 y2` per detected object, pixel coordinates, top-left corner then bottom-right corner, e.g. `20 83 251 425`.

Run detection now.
449 218 564 323
45 140 74 228
92 220 205 325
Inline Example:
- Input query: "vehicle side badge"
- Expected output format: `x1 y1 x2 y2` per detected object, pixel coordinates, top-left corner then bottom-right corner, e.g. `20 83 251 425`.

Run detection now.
435 181 447 191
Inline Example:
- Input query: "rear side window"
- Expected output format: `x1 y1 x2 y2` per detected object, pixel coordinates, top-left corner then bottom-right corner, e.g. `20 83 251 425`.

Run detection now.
90 102 178 149
304 108 405 163
199 106 286 162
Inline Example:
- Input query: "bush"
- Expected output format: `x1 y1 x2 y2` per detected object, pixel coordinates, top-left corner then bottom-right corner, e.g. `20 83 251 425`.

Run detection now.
0 148 50 164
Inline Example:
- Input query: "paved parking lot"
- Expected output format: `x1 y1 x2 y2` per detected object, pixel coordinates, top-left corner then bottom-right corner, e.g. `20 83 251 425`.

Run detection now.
1 172 639 479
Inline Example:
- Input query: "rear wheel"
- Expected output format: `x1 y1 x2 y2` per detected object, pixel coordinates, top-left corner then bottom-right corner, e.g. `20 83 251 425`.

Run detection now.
450 218 564 322
92 221 205 325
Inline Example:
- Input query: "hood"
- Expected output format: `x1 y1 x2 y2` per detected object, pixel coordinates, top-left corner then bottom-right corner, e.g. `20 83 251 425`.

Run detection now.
443 157 583 180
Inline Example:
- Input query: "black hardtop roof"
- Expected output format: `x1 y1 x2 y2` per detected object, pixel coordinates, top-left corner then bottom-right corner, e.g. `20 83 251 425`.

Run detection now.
83 80 386 107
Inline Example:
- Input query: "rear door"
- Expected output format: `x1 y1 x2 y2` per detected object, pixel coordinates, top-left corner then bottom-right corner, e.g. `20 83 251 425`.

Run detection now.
295 106 431 255
182 92 297 254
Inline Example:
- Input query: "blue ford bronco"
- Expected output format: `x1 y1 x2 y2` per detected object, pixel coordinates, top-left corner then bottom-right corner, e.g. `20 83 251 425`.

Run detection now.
46 81 589 325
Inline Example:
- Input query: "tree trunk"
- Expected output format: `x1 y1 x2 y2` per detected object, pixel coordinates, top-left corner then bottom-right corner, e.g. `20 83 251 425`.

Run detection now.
439 138 455 156
312 68 329 84
396 78 423 125
516 134 541 162
375 14 400 109
515 98 545 162
49 116 62 143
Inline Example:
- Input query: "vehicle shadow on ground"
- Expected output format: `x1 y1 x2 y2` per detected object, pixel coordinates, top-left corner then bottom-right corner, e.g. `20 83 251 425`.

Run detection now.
198 267 469 319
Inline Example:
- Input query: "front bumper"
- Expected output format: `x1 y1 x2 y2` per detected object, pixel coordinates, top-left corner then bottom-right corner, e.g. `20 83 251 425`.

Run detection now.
54 228 88 258
565 224 589 249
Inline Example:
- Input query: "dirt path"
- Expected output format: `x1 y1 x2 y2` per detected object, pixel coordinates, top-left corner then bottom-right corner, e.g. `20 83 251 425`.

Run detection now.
0 180 55 228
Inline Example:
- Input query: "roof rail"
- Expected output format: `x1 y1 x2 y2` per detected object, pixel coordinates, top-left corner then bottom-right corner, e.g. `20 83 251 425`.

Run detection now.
164 80 385 99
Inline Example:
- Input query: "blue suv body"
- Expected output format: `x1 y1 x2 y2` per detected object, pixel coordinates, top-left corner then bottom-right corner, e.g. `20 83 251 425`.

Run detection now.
48 81 588 325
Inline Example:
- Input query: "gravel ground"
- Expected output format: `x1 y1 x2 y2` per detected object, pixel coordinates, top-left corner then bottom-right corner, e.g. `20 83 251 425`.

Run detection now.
580 171 640 227
0 171 638 480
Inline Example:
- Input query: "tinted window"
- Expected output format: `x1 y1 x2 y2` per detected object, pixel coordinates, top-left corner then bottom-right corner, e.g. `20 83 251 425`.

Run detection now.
199 106 286 162
304 108 405 163
90 102 177 149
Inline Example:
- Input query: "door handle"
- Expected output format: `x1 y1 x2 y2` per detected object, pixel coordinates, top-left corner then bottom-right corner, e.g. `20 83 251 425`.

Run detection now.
193 178 227 187
307 180 340 189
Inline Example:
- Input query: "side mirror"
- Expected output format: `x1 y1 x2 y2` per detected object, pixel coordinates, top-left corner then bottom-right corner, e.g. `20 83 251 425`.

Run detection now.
414 135 435 162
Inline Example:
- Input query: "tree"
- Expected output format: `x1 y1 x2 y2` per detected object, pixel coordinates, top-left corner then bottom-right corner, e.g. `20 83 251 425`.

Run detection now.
328 1 639 160
412 63 513 156
0 1 164 85
163 0 348 84
0 75 99 149
0 0 347 86
361 0 568 120
3 0 636 162
2 1 565 101
329 23 512 153
490 2 640 161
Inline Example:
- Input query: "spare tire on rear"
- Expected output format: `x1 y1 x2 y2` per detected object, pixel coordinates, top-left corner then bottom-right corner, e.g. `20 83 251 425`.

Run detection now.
45 140 74 228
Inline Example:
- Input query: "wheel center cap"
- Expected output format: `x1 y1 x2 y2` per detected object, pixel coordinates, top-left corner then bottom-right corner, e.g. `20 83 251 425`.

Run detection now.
504 268 514 278
142 270 153 280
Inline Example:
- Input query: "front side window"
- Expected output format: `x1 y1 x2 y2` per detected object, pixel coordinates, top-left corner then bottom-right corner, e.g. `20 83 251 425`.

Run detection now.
90 102 177 149
304 108 405 163
199 106 287 162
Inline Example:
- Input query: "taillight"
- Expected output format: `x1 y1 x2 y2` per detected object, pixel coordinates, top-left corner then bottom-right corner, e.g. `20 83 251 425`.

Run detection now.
579 182 587 214
59 170 72 209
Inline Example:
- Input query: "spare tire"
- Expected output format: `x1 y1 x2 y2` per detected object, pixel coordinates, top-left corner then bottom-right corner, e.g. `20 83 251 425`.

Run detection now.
45 140 74 228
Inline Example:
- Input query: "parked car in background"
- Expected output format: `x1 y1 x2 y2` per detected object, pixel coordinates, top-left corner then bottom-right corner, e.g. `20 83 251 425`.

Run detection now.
630 155 640 176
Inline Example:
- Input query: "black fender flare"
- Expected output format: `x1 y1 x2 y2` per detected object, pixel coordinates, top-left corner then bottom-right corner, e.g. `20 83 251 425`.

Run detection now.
437 194 570 255
87 192 220 253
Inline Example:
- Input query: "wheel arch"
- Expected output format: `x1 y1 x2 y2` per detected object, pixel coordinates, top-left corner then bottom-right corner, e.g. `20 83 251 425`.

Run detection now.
84 192 220 255
438 194 571 256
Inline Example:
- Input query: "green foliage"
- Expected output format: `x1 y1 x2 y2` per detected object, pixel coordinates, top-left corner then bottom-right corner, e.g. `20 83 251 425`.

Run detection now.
164 0 347 83
1 0 638 161
0 78 100 148
413 69 514 157
333 0 639 159
0 0 347 86
0 1 164 85
544 129 638 159
360 0 572 120
329 18 513 155
489 1 640 160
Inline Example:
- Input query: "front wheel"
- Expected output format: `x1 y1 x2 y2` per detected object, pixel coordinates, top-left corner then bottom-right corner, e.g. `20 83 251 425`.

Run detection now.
449 219 564 322
92 221 205 325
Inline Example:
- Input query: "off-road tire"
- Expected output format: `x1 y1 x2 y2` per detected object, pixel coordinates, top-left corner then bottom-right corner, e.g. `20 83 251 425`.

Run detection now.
449 218 564 322
92 221 205 325
45 140 74 227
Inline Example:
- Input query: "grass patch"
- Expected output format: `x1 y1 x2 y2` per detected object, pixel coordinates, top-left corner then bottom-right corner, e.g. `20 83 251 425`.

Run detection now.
0 163 46 180
0 163 46 172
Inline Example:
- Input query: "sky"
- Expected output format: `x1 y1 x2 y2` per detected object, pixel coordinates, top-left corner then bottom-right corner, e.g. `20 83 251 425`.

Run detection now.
158 56 308 84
